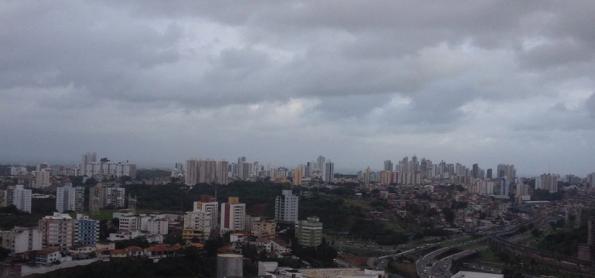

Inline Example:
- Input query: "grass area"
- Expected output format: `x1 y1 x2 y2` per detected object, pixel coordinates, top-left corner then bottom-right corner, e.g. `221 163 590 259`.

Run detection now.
477 248 502 263
90 210 114 221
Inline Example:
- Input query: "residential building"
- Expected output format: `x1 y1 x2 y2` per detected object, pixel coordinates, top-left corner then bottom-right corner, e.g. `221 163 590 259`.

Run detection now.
185 159 229 185
34 169 51 188
296 217 323 247
145 217 169 235
7 185 32 213
105 187 126 208
193 197 219 231
292 165 305 186
323 161 334 183
0 227 42 254
497 164 517 182
88 184 105 212
384 160 394 171
275 190 299 224
535 173 559 193
118 215 140 232
250 218 276 239
56 184 85 213
220 197 246 233
183 210 213 241
38 213 74 250
74 214 99 247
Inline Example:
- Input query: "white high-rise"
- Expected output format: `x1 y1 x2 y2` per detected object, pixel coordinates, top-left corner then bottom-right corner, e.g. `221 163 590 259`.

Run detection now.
220 197 246 232
34 169 51 188
7 185 32 213
275 190 299 224
535 173 559 193
56 185 85 213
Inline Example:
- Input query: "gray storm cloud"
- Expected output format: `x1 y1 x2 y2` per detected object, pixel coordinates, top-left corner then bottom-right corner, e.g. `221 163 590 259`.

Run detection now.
1 0 594 176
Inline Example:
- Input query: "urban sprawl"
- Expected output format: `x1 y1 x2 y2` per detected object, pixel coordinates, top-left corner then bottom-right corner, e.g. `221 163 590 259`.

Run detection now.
1 152 595 277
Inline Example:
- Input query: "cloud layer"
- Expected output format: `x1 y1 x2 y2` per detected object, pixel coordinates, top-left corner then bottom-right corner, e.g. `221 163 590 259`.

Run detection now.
1 0 595 175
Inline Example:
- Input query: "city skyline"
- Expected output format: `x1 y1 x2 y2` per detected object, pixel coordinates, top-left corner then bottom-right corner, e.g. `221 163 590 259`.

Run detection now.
2 1 595 176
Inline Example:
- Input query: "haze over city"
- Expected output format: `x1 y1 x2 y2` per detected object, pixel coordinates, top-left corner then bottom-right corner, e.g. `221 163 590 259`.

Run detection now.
1 1 595 175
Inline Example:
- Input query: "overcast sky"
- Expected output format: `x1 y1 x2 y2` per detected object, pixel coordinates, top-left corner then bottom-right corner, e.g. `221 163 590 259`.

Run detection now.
1 1 595 176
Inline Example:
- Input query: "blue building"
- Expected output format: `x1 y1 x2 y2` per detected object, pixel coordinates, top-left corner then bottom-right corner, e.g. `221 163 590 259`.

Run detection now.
74 214 99 247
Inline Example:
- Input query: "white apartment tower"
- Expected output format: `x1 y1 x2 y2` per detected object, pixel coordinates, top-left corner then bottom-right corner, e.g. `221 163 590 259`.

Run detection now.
7 185 32 213
220 197 246 233
56 185 85 213
275 190 299 224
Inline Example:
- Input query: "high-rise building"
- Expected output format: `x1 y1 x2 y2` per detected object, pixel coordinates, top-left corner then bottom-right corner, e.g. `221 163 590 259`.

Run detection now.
292 165 305 186
497 164 516 182
33 169 51 188
275 190 299 224
472 163 480 179
323 161 334 183
384 160 393 171
193 196 219 232
80 152 97 177
7 185 32 213
105 187 126 208
183 209 214 241
535 173 559 193
316 156 326 174
486 168 493 179
379 170 393 185
74 214 99 247
0 227 42 254
362 167 372 186
295 216 323 247
39 213 74 250
587 173 595 190
185 159 229 185
220 197 246 233
88 184 105 212
56 185 85 213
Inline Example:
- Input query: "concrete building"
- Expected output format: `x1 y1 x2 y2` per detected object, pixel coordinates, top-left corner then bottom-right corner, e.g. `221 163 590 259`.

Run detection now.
0 227 42 254
118 215 140 233
535 173 559 193
183 197 220 240
296 216 323 247
384 160 394 171
323 161 335 183
183 210 214 241
7 185 32 213
292 165 305 186
496 164 516 182
379 170 394 186
38 213 74 250
74 214 99 247
220 197 246 233
105 187 126 208
88 184 105 212
275 190 299 224
217 254 243 278
34 169 51 188
250 218 276 239
145 217 169 235
185 159 229 185
193 197 219 231
56 185 85 213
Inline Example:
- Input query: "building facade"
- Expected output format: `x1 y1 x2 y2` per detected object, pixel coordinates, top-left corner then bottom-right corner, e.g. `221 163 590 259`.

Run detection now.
275 190 299 224
296 217 323 247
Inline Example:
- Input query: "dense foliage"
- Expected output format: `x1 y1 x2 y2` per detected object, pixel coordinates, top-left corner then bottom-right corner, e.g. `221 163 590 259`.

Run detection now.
34 247 215 278
125 181 290 216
